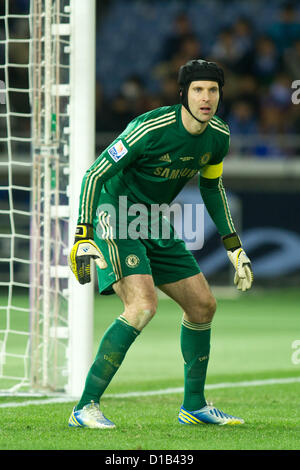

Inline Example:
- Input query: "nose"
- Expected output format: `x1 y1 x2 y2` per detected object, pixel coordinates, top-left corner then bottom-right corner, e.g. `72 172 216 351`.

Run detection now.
201 90 210 101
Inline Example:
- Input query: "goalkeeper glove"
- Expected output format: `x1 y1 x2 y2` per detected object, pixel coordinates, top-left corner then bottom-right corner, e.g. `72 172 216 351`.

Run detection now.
222 232 253 292
68 223 107 285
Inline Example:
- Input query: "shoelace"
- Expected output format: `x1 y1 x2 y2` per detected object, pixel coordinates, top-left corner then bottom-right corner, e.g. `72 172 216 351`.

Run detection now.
84 401 103 419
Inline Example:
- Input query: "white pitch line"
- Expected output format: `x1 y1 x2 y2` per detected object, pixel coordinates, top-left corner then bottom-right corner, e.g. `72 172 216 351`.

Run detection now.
106 376 300 398
0 376 299 408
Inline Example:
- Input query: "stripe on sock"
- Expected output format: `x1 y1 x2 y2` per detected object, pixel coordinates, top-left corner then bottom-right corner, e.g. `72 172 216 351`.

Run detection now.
118 315 131 326
117 315 140 336
182 319 211 331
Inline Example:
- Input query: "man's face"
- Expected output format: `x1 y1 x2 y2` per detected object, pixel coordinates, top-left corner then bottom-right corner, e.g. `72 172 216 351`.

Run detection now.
187 80 220 122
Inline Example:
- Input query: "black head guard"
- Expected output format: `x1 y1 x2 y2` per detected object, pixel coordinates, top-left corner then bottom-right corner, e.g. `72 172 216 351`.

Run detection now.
178 59 224 122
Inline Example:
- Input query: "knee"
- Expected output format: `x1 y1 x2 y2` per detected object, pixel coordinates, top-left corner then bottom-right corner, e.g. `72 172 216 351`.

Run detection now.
124 297 158 331
136 302 158 321
186 295 217 324
206 295 217 319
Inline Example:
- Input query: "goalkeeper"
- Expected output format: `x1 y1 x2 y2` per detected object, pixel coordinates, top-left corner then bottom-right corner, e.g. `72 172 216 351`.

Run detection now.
68 59 253 429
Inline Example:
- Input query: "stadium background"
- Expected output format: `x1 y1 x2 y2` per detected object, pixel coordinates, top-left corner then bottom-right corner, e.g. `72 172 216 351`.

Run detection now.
0 0 299 451
2 0 300 288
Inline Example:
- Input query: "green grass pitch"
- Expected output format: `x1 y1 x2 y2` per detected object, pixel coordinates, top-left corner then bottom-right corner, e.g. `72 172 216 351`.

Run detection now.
0 287 299 450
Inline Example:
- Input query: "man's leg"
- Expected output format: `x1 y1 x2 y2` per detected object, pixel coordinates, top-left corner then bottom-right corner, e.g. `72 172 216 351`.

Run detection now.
75 274 157 411
159 272 216 411
158 273 244 425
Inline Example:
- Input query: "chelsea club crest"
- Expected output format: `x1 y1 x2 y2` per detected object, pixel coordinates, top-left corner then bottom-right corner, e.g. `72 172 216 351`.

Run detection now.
198 152 211 166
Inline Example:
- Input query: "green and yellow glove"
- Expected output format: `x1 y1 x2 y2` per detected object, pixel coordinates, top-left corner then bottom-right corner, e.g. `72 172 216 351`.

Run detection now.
222 232 253 292
68 223 107 285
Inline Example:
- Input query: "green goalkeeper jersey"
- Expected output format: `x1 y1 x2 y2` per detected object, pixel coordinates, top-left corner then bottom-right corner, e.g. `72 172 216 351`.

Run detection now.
78 104 235 236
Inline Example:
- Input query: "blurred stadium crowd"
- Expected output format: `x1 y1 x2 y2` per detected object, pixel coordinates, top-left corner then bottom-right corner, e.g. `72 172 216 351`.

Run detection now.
96 0 300 158
2 0 300 158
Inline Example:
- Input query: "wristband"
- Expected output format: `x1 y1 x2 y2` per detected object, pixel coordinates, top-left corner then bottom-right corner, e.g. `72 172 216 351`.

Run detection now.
222 232 242 252
75 223 94 242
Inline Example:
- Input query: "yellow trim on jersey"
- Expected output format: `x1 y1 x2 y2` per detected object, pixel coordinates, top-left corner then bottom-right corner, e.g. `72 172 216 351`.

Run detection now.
88 161 113 223
200 161 223 179
80 157 112 223
125 111 176 140
208 121 230 135
125 112 176 147
128 119 177 146
99 211 122 281
211 117 229 131
218 177 235 232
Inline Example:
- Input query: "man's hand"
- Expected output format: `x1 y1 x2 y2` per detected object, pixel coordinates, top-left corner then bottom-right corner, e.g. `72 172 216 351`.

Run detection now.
222 232 253 292
227 248 253 291
68 224 107 285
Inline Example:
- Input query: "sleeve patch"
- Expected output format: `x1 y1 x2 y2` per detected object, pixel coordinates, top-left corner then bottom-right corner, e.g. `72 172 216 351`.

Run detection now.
108 140 128 162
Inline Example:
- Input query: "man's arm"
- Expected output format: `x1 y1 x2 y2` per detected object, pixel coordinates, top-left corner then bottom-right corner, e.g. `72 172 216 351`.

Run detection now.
198 170 253 291
69 130 145 284
198 167 235 237
78 138 137 225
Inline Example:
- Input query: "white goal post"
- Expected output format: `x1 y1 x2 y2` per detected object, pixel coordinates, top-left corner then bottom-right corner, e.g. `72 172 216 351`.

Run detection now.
0 0 96 396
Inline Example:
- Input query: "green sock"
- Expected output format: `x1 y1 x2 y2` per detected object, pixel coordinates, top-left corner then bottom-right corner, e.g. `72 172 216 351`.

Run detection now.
181 318 211 411
76 315 140 410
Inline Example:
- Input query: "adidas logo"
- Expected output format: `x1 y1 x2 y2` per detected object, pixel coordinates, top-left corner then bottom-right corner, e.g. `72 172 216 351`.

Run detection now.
159 153 171 162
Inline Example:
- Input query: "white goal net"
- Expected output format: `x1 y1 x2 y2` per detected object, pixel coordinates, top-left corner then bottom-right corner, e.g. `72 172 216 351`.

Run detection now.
0 0 95 395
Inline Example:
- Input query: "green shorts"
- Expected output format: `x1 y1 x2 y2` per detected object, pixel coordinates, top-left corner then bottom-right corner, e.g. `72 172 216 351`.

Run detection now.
92 193 201 295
